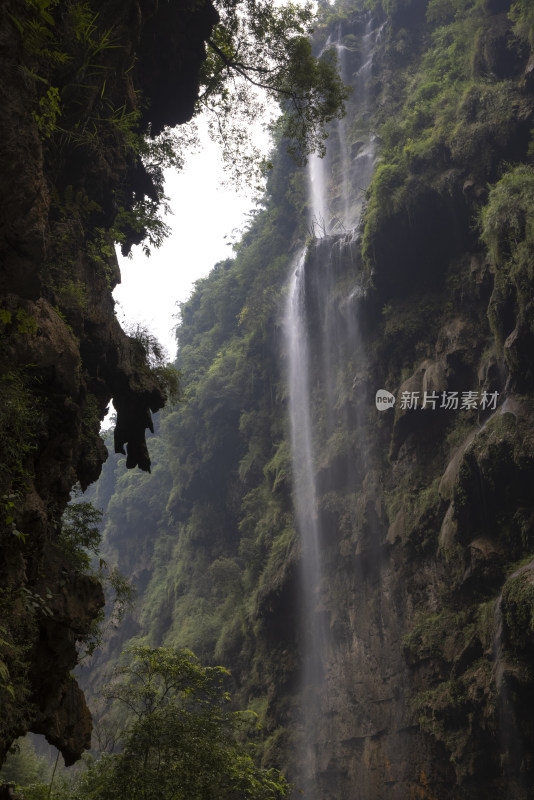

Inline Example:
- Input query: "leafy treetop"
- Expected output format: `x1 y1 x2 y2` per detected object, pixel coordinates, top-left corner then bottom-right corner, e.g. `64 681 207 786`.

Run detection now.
78 646 292 800
200 0 350 176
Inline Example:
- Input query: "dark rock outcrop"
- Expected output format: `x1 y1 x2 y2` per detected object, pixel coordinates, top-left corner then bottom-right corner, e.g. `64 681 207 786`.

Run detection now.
0 0 216 765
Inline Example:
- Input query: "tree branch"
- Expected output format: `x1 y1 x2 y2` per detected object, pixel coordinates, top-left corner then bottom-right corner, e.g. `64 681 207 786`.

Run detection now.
207 38 298 98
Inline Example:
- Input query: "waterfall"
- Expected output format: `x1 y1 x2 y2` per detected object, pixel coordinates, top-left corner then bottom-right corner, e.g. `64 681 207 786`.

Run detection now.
309 153 330 237
308 17 383 237
286 257 322 599
285 255 327 800
284 15 384 798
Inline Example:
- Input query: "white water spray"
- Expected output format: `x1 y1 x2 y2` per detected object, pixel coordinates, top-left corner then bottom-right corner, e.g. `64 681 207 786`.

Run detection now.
284 15 385 797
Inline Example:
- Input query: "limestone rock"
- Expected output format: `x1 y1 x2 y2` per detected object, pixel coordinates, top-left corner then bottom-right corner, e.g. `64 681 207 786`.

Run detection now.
0 0 216 766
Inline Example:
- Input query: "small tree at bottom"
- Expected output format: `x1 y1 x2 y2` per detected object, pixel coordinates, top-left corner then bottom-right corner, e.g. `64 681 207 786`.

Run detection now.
78 646 290 800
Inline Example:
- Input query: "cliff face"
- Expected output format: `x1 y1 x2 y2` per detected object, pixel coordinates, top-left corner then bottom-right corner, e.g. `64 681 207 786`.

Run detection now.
72 0 534 797
0 0 216 765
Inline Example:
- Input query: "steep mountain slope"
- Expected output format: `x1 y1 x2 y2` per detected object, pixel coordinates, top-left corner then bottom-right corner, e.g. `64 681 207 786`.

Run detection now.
82 0 534 797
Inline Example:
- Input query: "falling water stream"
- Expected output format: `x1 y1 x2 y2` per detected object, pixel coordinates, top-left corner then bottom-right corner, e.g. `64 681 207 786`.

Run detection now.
286 256 324 630
284 16 384 797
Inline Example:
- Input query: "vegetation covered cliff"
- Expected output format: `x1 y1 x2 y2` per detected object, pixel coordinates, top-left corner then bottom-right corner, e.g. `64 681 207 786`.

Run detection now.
3 0 534 797
0 0 217 764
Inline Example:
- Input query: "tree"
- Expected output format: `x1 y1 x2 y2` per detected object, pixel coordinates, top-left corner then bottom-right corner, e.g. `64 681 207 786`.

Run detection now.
76 647 290 800
57 492 136 659
0 737 50 787
199 0 350 175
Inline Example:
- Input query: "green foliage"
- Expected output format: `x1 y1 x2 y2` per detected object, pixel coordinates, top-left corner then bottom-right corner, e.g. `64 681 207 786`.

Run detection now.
57 501 103 571
362 0 528 273
111 203 170 259
403 595 504 774
0 603 35 746
55 280 88 313
10 0 68 67
102 646 230 718
33 85 62 138
479 164 534 268
126 324 181 404
73 646 291 800
501 570 534 649
126 324 168 368
0 359 40 502
362 163 408 264
199 0 349 175
400 477 442 556
510 0 534 46
0 737 51 786
479 165 534 354
0 625 15 701
9 0 174 257
270 37 350 163
402 609 460 662
56 491 135 658
152 364 181 406
85 229 117 286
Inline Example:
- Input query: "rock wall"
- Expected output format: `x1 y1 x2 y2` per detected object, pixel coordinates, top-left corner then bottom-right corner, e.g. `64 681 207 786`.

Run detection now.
298 232 534 798
0 0 216 765
291 2 534 795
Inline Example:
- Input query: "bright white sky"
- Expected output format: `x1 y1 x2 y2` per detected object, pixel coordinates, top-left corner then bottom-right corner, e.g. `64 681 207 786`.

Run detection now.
112 121 268 360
